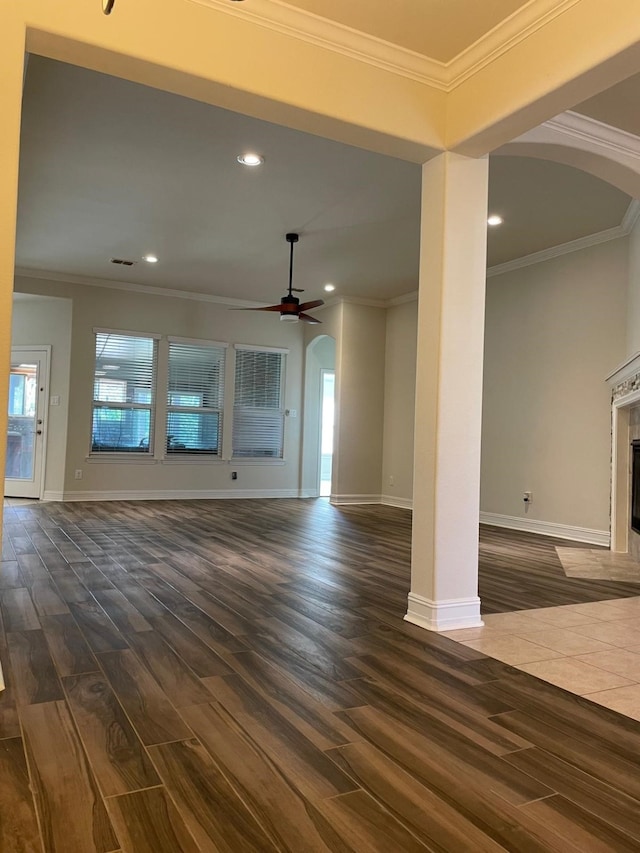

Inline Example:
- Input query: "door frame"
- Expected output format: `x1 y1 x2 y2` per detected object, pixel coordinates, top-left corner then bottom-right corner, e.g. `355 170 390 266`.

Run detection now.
5 345 51 500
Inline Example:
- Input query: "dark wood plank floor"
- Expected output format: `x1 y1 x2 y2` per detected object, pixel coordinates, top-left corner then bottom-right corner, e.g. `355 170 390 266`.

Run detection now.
479 524 640 613
1 498 640 852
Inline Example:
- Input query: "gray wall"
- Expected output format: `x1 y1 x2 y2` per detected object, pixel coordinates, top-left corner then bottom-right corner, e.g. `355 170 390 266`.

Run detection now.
481 238 628 532
381 299 417 506
15 275 304 498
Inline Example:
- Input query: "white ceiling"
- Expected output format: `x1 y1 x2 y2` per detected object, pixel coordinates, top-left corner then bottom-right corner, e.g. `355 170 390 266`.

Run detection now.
15 56 634 305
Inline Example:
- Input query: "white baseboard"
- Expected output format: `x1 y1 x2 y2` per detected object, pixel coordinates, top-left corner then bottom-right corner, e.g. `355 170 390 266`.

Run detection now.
480 511 610 546
380 494 413 510
330 493 381 505
42 491 64 502
58 488 302 502
404 592 483 632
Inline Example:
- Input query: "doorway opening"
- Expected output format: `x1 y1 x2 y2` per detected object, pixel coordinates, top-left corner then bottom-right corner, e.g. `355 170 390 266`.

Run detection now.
319 369 335 497
302 335 336 499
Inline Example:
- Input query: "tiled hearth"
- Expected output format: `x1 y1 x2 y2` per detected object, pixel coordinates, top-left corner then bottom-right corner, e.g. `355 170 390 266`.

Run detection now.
556 547 640 581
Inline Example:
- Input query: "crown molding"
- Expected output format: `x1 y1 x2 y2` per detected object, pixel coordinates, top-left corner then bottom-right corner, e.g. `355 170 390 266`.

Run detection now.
339 295 388 309
14 268 409 311
545 111 640 161
186 0 582 92
14 267 264 308
387 291 418 306
486 203 638 278
448 0 582 89
187 0 447 88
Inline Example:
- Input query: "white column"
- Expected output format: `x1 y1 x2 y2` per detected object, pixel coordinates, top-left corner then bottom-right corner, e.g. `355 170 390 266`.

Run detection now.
405 152 489 631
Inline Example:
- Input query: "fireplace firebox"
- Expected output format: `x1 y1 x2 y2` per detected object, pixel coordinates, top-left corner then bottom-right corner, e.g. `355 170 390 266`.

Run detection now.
632 440 640 534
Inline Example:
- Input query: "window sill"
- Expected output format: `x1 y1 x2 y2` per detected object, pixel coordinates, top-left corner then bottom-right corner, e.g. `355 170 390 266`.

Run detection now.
86 456 286 466
230 458 286 466
161 456 225 465
86 454 159 464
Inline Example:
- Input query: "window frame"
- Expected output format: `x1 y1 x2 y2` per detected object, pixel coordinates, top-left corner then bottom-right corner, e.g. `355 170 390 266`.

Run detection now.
231 344 289 461
165 336 228 459
90 328 159 458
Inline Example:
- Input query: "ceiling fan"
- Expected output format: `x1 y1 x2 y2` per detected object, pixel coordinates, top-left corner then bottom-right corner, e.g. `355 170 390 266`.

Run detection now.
235 233 324 324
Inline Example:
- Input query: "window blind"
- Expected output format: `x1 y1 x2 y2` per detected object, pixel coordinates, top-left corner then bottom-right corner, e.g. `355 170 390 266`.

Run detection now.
166 341 226 455
232 348 285 458
91 332 156 453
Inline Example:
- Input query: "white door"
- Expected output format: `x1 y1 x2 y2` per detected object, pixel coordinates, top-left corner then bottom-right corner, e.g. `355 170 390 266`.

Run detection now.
4 348 50 499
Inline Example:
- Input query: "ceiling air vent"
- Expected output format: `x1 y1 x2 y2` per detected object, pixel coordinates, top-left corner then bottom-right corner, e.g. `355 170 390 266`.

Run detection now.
110 258 136 266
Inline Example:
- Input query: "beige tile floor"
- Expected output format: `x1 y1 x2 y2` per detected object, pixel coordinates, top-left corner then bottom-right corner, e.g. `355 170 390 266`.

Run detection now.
443 597 640 722
556 547 640 581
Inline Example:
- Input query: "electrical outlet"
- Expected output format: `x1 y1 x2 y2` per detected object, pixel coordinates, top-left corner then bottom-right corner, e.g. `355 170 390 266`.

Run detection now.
523 491 532 503
231 471 238 481
389 475 394 486
74 469 83 480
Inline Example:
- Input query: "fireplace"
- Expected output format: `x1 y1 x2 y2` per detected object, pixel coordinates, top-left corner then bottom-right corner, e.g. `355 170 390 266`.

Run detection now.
632 440 640 534
608 356 640 552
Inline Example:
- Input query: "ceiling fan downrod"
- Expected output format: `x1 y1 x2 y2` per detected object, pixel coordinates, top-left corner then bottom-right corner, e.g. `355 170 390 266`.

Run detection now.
286 233 299 298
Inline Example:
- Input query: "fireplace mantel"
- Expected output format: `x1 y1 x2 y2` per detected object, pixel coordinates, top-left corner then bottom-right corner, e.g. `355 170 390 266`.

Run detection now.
607 350 640 391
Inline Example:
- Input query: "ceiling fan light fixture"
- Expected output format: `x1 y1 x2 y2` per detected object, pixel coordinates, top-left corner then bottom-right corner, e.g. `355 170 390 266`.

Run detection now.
230 233 323 323
237 152 264 167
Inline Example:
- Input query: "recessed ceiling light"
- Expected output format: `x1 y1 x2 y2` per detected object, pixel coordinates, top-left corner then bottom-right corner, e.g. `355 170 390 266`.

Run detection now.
487 215 503 227
237 153 264 167
324 283 336 292
143 254 159 263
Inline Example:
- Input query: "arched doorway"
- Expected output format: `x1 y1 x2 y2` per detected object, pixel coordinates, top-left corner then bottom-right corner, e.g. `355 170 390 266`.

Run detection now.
301 335 336 498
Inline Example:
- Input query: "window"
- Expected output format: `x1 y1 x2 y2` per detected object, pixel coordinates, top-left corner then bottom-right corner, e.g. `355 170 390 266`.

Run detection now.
91 332 157 453
166 339 226 455
8 371 36 417
233 346 286 458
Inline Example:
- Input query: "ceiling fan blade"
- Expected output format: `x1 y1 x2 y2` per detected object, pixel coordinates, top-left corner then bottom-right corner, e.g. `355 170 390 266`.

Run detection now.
298 312 322 324
298 299 324 312
230 304 284 312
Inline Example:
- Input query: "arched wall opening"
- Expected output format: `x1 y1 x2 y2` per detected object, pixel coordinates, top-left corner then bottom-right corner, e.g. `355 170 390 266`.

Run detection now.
482 140 640 549
301 334 336 499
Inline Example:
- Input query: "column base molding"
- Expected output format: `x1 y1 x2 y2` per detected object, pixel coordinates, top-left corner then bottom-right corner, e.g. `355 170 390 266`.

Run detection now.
404 592 483 632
